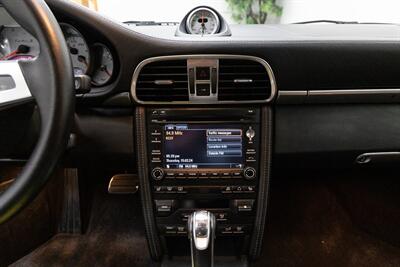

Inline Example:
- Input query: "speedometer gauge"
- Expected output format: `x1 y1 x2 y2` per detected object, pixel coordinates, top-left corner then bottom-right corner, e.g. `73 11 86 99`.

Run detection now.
60 23 90 75
186 7 220 35
91 43 114 86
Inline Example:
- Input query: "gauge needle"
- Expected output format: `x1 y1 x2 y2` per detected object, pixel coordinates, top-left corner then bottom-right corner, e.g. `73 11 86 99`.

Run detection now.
100 65 111 76
201 12 206 35
78 55 88 67
0 45 30 60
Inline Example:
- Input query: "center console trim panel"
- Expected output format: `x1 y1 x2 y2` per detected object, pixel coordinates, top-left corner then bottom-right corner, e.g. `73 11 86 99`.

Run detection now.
135 106 272 261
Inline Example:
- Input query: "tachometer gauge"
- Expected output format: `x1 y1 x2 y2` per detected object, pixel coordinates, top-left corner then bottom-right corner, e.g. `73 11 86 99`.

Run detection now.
60 23 90 75
0 26 39 60
91 43 114 86
186 7 220 35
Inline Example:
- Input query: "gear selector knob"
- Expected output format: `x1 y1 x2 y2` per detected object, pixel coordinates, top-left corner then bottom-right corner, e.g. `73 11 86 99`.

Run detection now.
188 210 216 267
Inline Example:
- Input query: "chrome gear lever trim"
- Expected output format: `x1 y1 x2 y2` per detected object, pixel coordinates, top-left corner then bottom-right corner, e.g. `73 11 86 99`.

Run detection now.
188 210 216 267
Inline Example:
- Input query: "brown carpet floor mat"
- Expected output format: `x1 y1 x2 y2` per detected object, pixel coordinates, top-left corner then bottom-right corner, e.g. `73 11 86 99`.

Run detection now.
10 189 152 267
10 175 400 267
256 177 400 267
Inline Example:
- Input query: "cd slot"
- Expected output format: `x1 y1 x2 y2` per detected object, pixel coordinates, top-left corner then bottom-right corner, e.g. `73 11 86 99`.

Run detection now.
148 108 260 122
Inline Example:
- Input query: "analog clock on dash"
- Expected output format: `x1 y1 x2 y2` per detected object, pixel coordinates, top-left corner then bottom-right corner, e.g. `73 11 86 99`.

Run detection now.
186 7 221 35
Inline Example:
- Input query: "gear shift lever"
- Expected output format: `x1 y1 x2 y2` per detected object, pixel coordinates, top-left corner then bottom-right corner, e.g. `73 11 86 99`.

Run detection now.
188 210 216 267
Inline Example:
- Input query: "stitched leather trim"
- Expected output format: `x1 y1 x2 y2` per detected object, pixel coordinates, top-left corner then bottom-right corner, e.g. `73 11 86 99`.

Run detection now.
249 106 272 260
135 107 163 260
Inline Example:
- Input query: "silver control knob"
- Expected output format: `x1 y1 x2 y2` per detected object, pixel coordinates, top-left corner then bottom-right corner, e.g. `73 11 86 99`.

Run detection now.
246 126 255 141
151 167 164 180
243 167 256 180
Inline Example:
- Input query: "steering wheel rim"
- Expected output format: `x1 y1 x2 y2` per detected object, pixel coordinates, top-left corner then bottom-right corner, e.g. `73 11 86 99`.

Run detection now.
0 0 74 223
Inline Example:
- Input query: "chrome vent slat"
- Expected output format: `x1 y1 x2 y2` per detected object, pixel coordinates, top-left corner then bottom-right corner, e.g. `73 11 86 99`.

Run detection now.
218 58 272 101
135 59 189 102
139 73 188 76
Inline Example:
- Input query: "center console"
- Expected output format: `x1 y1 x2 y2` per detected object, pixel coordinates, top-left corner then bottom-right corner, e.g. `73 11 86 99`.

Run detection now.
133 54 274 264
148 108 260 238
135 106 271 263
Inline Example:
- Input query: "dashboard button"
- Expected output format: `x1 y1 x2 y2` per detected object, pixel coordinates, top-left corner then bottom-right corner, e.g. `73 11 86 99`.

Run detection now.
166 186 174 193
181 213 191 221
216 212 228 221
221 226 233 234
221 172 231 178
233 225 245 234
233 172 242 178
177 225 187 235
151 157 161 163
246 186 255 192
222 186 232 193
196 83 211 96
177 186 186 193
188 172 198 179
196 67 210 80
155 200 175 216
165 172 175 179
235 199 254 212
154 186 163 193
177 173 186 179
199 172 208 179
150 137 161 144
211 172 219 179
164 225 177 234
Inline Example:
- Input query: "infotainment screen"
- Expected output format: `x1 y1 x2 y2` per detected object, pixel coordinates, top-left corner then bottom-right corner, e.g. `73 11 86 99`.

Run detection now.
163 124 244 169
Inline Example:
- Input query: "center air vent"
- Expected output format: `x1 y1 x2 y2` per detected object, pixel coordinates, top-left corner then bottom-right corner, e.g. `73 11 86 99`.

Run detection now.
135 59 189 102
132 55 276 104
218 59 272 101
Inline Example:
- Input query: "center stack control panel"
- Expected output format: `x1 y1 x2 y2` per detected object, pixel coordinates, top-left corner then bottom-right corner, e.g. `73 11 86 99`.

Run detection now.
146 107 261 237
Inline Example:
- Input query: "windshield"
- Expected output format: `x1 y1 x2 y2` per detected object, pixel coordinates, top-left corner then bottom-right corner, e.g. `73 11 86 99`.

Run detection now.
70 0 400 24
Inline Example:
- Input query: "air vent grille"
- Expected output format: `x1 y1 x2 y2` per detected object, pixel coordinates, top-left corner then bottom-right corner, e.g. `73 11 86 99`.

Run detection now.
135 60 189 102
218 59 272 101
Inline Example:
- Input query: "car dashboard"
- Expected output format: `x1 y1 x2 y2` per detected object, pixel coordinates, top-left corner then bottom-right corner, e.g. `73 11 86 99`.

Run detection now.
1 0 400 264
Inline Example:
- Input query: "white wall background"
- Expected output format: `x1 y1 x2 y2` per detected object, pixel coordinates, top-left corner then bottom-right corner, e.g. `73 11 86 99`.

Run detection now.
96 0 400 24
279 0 400 24
97 0 234 23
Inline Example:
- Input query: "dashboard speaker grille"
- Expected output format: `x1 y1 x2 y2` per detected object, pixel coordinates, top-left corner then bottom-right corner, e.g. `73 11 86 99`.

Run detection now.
135 60 189 102
218 59 272 101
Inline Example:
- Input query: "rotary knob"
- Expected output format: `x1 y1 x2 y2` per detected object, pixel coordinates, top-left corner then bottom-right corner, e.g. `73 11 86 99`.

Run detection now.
243 167 256 180
246 127 255 141
151 167 164 180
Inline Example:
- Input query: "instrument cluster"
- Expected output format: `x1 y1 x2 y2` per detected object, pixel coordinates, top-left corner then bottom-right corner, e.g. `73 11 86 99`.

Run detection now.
0 22 116 87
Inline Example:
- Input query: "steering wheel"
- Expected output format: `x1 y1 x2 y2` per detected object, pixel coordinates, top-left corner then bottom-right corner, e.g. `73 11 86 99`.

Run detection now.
0 0 74 223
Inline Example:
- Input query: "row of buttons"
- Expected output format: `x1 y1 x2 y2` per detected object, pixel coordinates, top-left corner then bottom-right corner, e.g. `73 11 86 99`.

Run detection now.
161 225 188 235
165 171 243 179
180 211 228 222
160 224 250 236
154 186 187 194
218 225 250 235
245 148 256 162
153 185 256 195
222 185 255 193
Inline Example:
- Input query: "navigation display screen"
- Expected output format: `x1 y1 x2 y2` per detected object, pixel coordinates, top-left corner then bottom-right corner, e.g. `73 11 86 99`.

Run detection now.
163 124 244 169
